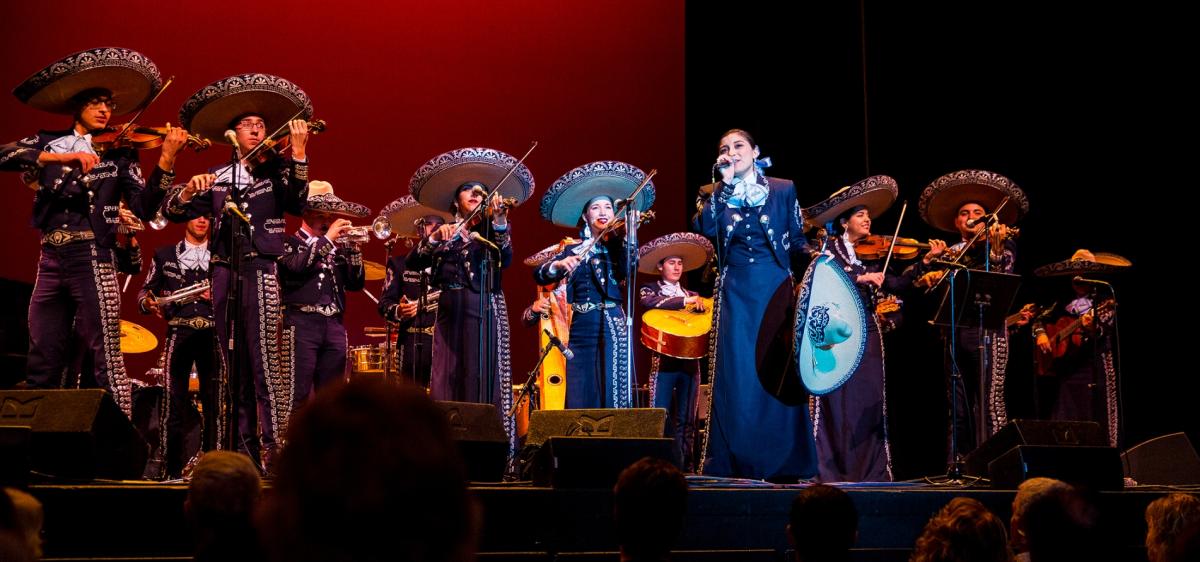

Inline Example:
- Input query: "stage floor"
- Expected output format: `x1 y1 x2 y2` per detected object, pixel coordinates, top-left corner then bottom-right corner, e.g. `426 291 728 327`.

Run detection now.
28 478 1178 562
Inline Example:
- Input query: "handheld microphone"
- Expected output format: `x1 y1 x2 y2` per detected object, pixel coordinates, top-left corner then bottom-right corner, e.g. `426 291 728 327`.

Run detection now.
964 213 995 228
543 328 574 360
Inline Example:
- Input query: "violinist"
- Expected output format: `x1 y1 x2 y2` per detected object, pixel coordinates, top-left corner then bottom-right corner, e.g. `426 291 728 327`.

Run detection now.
534 160 655 409
917 169 1029 459
138 216 216 479
0 48 186 415
406 147 533 445
165 73 312 469
1031 250 1128 446
636 233 713 471
804 178 945 482
279 181 369 412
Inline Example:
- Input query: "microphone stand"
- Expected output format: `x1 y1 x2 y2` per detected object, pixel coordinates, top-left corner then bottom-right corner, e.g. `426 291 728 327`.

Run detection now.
382 236 397 382
614 172 655 408
509 340 556 419
220 146 250 458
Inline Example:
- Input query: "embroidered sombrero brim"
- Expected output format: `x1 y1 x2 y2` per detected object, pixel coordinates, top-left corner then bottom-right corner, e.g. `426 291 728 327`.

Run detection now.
637 232 714 274
540 161 656 228
1034 253 1132 277
376 195 454 239
919 169 1028 233
179 73 312 145
306 192 370 218
409 147 535 213
523 239 580 267
13 47 162 116
804 175 899 230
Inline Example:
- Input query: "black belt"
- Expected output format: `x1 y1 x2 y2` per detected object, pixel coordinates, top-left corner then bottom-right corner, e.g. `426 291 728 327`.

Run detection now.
169 316 215 330
41 229 94 246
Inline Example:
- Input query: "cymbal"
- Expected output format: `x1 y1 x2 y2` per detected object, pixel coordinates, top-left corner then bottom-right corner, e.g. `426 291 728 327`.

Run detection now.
364 260 386 281
120 319 158 354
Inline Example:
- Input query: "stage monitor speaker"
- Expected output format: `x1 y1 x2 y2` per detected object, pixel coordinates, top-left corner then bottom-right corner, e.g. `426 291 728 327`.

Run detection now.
1121 432 1200 485
964 419 1108 477
523 408 669 487
0 389 148 480
525 408 667 447
989 445 1123 490
435 400 508 482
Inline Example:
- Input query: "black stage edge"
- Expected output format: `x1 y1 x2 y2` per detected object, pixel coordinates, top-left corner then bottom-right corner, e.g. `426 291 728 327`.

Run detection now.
30 482 1182 561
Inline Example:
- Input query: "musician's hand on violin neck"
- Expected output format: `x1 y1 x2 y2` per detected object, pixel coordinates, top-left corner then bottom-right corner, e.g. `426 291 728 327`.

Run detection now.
489 193 508 224
922 239 948 264
288 119 309 160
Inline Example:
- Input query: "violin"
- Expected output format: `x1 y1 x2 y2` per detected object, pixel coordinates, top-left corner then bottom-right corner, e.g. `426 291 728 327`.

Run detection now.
242 118 326 170
854 235 931 261
447 195 519 242
570 210 656 256
90 123 212 154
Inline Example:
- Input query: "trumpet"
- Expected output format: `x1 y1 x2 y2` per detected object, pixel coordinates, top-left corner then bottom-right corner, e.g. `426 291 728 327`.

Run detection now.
336 225 371 247
371 215 392 240
154 280 211 306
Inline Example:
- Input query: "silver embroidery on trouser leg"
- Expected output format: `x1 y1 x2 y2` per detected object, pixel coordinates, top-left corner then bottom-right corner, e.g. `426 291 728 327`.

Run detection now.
1102 349 1118 447
490 294 515 455
988 330 1009 436
154 332 179 479
697 271 724 475
258 270 290 447
649 355 660 406
214 335 227 450
602 308 632 408
92 256 131 416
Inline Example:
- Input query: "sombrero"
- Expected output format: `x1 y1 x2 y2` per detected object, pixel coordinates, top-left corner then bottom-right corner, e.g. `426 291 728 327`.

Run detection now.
374 195 454 239
409 147 535 214
13 47 162 116
1034 249 1132 277
540 161 656 228
804 175 899 230
305 181 370 218
523 239 580 268
793 255 867 395
919 169 1028 233
179 73 312 145
637 232 714 275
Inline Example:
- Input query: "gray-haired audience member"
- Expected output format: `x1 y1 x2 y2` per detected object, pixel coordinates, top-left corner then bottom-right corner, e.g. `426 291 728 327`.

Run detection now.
910 497 1011 562
1008 477 1070 561
613 457 689 562
1145 493 1200 562
257 379 477 562
186 451 262 562
787 484 858 562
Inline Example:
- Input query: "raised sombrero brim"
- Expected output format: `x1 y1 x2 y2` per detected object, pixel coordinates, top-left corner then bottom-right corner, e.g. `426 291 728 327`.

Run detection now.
409 147 535 213
306 193 370 218
540 161 656 228
1093 252 1132 267
804 175 899 229
376 195 455 239
13 47 161 116
919 169 1028 233
637 232 714 274
179 73 312 145
523 239 579 267
1034 258 1130 277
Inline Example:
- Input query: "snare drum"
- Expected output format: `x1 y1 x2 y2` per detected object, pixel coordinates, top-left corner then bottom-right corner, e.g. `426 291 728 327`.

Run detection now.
348 345 386 375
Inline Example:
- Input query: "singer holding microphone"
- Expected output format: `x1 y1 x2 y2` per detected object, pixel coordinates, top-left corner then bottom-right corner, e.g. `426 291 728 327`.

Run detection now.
164 73 312 469
1031 250 1128 447
692 129 817 480
637 233 713 472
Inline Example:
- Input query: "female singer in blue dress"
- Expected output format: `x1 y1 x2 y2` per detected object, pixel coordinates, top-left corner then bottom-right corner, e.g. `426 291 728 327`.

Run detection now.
535 161 655 409
692 129 817 480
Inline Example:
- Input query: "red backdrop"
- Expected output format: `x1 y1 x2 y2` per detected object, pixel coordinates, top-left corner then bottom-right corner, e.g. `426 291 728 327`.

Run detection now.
0 0 685 387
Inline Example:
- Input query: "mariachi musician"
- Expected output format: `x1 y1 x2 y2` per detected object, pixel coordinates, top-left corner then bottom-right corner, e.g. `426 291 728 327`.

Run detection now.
519 239 580 411
1031 250 1128 446
0 47 187 415
535 161 655 410
377 195 453 387
165 73 313 467
917 169 1028 458
637 232 713 472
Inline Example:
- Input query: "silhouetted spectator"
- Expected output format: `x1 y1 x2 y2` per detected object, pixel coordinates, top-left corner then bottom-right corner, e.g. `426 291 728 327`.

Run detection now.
787 484 858 562
613 457 689 562
1022 484 1103 562
1145 493 1200 562
910 497 1011 562
1008 477 1070 561
257 379 476 562
186 451 262 562
1 487 42 561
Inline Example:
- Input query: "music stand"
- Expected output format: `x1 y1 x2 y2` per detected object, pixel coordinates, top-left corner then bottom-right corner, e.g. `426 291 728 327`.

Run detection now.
928 269 1021 485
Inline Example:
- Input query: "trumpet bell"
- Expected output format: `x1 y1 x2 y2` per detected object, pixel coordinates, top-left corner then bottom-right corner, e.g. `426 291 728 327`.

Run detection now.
371 216 392 240
149 211 169 230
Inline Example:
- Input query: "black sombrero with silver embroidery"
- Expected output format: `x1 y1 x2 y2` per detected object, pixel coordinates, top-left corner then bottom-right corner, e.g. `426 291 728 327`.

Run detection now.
919 169 1028 233
523 239 581 267
1034 249 1132 277
12 47 162 116
179 73 312 145
409 147 535 213
804 175 899 230
305 181 370 218
375 195 454 239
637 232 714 274
540 161 656 228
